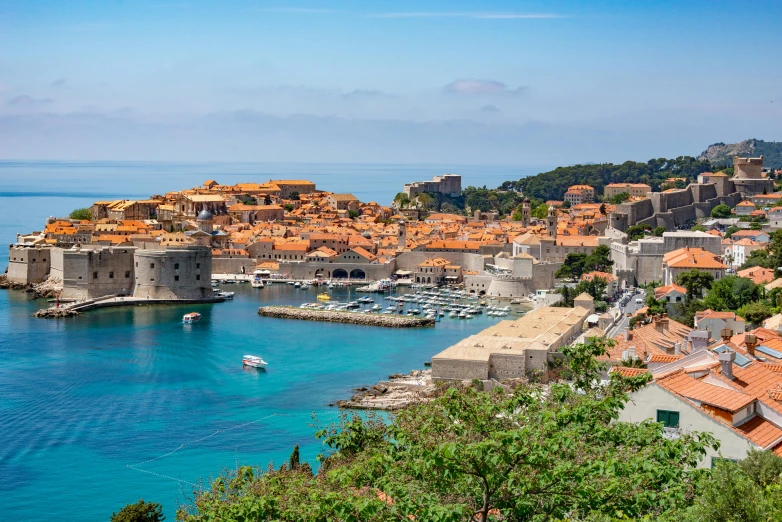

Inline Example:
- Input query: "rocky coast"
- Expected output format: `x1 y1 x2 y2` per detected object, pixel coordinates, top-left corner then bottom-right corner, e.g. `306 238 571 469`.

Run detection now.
258 306 436 327
335 369 436 410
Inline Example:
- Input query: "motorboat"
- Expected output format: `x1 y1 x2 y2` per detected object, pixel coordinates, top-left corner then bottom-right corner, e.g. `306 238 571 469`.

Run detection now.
449 311 459 318
242 355 268 369
371 304 382 311
317 293 330 301
251 278 264 288
183 312 202 324
294 282 302 288
216 290 234 299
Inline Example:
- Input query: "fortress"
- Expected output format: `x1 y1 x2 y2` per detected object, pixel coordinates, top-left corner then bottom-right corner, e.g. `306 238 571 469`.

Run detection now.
403 174 462 198
7 244 213 301
608 155 769 231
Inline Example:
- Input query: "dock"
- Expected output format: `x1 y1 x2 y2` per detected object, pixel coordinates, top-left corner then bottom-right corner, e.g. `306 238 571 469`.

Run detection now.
258 306 436 327
34 295 224 318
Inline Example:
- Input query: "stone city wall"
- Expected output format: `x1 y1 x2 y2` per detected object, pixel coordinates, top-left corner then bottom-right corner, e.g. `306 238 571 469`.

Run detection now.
133 246 212 300
6 245 52 285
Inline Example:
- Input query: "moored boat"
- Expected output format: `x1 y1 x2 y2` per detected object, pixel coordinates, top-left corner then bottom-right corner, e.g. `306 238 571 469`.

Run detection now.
242 355 268 369
183 312 202 324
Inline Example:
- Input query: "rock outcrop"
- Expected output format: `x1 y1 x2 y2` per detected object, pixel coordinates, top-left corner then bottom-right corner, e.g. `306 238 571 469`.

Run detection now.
33 307 79 318
258 306 436 327
336 369 435 410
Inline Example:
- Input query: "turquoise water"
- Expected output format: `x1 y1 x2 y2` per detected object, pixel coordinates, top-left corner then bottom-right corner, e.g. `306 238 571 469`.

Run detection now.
0 161 542 521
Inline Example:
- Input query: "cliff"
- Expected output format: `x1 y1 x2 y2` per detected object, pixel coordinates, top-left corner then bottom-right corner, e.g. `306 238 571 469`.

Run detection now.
699 139 782 169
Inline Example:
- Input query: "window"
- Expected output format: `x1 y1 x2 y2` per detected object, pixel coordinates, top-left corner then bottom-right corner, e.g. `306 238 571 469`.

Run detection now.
174 276 179 281
93 272 98 279
150 263 155 268
125 271 131 278
196 263 200 269
196 274 200 280
656 410 680 428
150 278 155 282
109 271 114 279
174 263 180 269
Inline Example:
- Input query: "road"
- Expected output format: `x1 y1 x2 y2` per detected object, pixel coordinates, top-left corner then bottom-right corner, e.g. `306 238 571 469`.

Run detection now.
607 289 646 338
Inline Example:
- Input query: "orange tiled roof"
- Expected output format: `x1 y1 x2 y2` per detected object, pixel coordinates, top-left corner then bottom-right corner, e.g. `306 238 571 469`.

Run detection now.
657 369 755 412
735 415 782 448
663 247 727 270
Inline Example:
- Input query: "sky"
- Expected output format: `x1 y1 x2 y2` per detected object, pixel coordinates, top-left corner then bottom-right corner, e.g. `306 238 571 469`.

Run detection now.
1 0 782 165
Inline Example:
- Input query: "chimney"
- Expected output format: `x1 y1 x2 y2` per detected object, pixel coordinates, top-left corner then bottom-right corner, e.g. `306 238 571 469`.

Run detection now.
719 351 736 380
628 346 637 360
655 315 669 333
745 333 757 358
625 330 631 341
721 328 733 342
674 341 681 356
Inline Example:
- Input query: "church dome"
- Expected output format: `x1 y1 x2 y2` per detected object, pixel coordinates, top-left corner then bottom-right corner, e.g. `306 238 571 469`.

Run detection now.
197 209 213 221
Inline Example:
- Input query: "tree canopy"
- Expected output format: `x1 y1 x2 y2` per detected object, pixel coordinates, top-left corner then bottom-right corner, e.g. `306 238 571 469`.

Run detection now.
675 269 715 299
69 207 92 220
500 157 711 202
178 338 719 522
111 500 165 522
710 204 732 218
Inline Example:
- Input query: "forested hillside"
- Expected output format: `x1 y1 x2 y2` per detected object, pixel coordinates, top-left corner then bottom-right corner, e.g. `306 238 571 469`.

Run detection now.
500 157 712 202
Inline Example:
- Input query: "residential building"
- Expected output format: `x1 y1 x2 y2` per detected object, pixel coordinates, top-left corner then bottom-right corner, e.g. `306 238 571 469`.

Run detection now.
731 238 764 268
603 183 651 199
695 310 746 339
654 284 687 310
661 247 727 286
564 185 595 205
416 257 450 284
737 267 775 285
735 200 756 216
326 194 360 212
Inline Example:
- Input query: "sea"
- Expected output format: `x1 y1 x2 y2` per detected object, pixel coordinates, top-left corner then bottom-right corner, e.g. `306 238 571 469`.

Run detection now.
0 161 546 521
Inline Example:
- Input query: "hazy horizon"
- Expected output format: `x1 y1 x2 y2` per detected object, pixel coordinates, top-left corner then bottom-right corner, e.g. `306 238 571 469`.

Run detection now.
2 0 781 164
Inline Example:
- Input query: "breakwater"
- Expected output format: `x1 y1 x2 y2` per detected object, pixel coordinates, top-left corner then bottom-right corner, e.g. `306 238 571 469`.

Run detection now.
258 306 436 327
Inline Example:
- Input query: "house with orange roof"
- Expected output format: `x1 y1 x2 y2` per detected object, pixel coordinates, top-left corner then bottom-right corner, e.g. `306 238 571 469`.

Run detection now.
416 257 451 285
603 183 651 199
662 247 727 286
617 342 782 466
695 309 746 339
735 200 756 216
730 229 769 243
563 185 595 205
580 271 617 295
272 241 309 261
737 266 775 285
654 283 687 310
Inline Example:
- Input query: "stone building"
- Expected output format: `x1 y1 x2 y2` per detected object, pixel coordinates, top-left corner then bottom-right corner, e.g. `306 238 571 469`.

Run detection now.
603 183 651 199
6 245 52 284
431 305 590 381
732 156 774 197
403 174 462 198
133 246 213 300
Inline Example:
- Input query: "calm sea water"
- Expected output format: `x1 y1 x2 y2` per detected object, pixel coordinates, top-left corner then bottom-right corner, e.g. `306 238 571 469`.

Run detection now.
0 161 544 521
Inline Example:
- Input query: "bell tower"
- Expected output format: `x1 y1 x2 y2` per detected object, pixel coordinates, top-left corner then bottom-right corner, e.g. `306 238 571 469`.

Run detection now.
397 220 407 250
521 198 530 227
546 206 557 239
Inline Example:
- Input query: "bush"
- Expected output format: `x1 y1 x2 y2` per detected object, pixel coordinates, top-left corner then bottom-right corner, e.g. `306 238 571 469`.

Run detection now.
69 207 92 220
710 204 732 218
111 500 165 522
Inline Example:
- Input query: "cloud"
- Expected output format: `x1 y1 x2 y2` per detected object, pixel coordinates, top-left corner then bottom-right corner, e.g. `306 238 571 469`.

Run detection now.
480 104 501 114
444 79 527 96
366 12 562 19
51 78 66 88
7 95 53 107
341 89 396 100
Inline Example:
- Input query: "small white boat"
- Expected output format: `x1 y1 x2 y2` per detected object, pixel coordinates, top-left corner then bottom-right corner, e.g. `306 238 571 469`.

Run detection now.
371 304 382 311
216 291 234 299
251 277 264 288
243 355 267 369
183 312 202 324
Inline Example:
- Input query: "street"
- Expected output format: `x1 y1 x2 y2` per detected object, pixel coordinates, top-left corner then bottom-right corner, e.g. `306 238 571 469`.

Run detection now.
607 288 646 338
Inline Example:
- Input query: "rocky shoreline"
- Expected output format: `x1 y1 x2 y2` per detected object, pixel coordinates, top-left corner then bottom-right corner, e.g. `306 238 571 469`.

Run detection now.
258 306 436 327
335 369 436 410
0 275 62 298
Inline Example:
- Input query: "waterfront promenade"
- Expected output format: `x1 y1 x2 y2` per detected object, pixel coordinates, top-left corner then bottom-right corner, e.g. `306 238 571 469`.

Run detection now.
258 305 436 327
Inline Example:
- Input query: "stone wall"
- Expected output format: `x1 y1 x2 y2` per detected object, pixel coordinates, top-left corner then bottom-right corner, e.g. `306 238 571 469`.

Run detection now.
212 257 257 275
431 358 489 381
395 251 487 272
133 246 212 299
285 261 395 280
6 245 52 285
61 246 136 299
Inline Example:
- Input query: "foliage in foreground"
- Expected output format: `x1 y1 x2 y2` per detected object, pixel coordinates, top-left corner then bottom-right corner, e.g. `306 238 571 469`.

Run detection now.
111 499 165 522
177 339 720 521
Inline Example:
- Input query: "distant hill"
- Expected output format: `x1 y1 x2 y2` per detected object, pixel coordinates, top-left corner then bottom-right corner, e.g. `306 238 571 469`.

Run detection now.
698 139 782 169
499 157 711 202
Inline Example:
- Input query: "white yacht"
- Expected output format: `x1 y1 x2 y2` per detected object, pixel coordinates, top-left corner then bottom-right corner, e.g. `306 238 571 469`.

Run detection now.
242 355 268 369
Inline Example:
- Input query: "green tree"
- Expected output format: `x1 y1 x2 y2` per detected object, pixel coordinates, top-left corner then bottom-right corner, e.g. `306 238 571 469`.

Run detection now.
690 224 706 232
69 207 92 220
741 249 772 270
111 500 165 522
645 292 667 315
626 224 650 241
703 275 760 311
675 269 715 299
264 194 272 205
348 210 359 219
284 203 294 212
554 252 587 280
583 244 613 274
608 192 630 204
678 460 782 522
736 301 772 325
739 449 782 487
392 192 410 209
289 444 300 470
710 204 732 218
599 203 607 214
574 276 608 301
653 226 667 237
289 191 300 201
724 225 740 239
179 338 716 522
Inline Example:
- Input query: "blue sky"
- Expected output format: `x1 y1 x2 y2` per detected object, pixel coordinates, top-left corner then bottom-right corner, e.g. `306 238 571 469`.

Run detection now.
1 0 781 164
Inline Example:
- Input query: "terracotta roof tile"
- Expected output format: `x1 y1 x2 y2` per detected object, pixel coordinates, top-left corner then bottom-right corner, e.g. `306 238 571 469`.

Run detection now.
657 369 755 412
